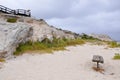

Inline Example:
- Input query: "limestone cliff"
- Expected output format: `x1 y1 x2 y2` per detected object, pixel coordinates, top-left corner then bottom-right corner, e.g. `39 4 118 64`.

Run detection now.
0 13 113 58
0 13 79 58
0 22 33 58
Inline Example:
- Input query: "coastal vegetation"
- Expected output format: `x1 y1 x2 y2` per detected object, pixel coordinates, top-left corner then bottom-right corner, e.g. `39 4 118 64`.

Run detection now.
14 38 85 55
107 41 120 48
113 53 120 60
81 33 99 40
7 18 17 23
80 33 105 45
14 34 120 56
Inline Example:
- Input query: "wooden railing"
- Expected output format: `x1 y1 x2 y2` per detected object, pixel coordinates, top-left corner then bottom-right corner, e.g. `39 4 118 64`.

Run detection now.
14 9 31 17
0 5 14 14
0 5 31 17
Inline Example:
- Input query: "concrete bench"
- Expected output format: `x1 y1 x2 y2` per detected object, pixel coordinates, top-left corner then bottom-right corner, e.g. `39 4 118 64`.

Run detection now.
92 55 104 68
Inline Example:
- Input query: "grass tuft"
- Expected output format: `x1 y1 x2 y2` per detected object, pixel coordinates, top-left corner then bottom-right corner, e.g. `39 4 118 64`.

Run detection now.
113 53 120 60
7 18 17 23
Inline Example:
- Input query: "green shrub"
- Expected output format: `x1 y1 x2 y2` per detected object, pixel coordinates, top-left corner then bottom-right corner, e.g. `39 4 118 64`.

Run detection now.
113 53 120 60
13 38 85 56
81 33 100 41
7 18 17 23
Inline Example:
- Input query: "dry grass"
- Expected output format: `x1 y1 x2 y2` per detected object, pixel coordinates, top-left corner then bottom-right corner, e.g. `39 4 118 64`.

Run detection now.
14 38 85 56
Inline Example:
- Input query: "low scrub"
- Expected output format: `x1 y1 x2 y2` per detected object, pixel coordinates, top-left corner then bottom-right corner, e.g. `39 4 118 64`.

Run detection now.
7 18 17 23
82 38 104 45
107 41 120 48
14 38 85 56
113 53 120 60
81 33 100 40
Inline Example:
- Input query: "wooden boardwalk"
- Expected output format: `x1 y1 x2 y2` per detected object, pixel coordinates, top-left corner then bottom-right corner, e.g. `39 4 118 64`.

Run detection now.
0 5 31 17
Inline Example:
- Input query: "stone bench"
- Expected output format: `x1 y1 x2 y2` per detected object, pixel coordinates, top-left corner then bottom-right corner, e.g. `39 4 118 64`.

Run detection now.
92 55 104 68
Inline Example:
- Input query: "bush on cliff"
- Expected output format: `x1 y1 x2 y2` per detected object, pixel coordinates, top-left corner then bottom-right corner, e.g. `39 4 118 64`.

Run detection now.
7 18 17 23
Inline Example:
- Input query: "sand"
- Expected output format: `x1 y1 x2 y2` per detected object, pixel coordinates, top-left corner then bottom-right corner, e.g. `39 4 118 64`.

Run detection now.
0 44 120 80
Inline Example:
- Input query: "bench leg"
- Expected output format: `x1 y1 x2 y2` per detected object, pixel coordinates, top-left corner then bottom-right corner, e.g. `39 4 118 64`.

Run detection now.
97 62 99 68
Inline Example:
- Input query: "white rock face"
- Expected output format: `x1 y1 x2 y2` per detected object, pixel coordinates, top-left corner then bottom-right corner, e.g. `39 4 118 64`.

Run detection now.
89 33 113 41
0 13 78 58
0 22 33 58
0 13 76 42
0 13 114 59
29 20 75 42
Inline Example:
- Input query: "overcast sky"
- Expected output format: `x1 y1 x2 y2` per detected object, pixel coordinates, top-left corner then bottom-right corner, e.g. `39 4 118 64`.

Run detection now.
1 0 120 41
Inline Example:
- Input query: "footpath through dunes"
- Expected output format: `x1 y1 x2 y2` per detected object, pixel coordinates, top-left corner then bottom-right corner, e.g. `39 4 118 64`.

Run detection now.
0 44 120 80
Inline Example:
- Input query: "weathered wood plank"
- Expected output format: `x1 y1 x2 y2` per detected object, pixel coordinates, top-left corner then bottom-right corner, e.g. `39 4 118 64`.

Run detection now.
92 55 104 63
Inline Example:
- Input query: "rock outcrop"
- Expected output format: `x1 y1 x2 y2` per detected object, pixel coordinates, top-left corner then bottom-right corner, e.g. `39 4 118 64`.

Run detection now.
0 13 79 58
29 19 75 42
0 22 33 58
0 13 78 42
0 13 113 58
89 33 113 41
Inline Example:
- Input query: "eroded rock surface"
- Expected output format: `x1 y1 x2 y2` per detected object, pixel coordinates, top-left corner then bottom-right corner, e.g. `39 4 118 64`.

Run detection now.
29 19 76 42
0 22 33 58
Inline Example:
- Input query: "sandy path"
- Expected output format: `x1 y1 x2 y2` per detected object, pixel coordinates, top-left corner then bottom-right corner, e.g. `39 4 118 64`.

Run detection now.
0 44 120 80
